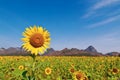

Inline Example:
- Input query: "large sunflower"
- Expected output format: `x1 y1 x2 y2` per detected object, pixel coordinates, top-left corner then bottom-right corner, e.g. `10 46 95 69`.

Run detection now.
21 26 50 55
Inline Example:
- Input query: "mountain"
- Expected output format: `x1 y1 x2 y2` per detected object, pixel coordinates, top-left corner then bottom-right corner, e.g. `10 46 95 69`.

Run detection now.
0 47 29 56
85 46 97 53
0 46 119 56
105 52 120 56
0 48 6 55
45 48 82 56
44 46 103 56
43 48 55 55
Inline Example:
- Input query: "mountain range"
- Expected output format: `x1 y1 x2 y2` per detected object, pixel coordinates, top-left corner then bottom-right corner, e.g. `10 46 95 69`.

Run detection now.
0 46 120 56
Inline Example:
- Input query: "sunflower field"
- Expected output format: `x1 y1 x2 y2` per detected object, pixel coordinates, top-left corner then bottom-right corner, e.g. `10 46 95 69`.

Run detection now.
0 56 120 80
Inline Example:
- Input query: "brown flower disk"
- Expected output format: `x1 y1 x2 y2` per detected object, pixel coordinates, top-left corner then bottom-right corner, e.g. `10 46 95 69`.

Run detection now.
46 69 50 73
76 73 82 79
112 68 119 74
70 68 75 73
30 33 44 48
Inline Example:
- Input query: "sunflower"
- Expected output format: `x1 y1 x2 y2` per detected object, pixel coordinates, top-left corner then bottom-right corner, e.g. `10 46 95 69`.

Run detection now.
18 65 24 70
69 67 75 73
21 25 50 55
45 67 52 75
73 71 88 80
112 68 119 74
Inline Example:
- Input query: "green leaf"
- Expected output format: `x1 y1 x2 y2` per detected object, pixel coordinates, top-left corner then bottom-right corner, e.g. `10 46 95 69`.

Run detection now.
22 70 28 78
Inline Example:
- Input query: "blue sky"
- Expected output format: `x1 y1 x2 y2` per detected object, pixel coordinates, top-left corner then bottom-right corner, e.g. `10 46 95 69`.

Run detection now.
0 0 120 53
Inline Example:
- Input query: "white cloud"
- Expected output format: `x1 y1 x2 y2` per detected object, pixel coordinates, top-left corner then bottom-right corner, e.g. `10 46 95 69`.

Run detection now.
92 0 119 10
106 8 120 17
83 0 120 18
88 15 120 28
83 11 95 18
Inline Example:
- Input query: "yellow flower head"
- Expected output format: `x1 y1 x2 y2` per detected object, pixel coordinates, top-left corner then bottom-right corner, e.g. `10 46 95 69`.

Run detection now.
21 25 51 55
112 68 119 74
73 71 88 80
18 65 24 70
45 67 52 75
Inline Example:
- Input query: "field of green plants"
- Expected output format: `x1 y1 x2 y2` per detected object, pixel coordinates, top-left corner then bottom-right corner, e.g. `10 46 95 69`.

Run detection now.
0 56 120 80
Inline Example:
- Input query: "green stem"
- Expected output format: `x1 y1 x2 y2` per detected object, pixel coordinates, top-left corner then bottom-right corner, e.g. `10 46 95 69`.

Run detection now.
30 54 36 80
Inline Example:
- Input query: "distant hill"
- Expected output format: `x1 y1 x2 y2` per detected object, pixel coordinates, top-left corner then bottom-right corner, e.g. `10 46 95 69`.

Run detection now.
0 47 29 56
0 45 120 56
85 46 98 53
105 52 120 56
43 48 55 55
44 46 103 56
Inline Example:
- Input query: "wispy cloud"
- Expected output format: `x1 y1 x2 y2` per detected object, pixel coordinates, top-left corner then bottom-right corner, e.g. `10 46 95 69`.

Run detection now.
83 0 120 18
106 8 120 17
88 15 120 28
92 0 119 10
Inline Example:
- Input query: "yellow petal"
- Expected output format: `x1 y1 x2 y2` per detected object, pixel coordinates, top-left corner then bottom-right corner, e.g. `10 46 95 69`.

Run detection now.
21 38 29 42
44 42 50 45
45 38 51 42
43 44 49 48
33 25 38 32
38 27 43 34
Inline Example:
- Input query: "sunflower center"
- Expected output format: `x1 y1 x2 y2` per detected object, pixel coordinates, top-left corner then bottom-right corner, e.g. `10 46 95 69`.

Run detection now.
76 74 82 80
30 33 44 48
113 68 118 73
46 69 50 73
70 68 74 73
